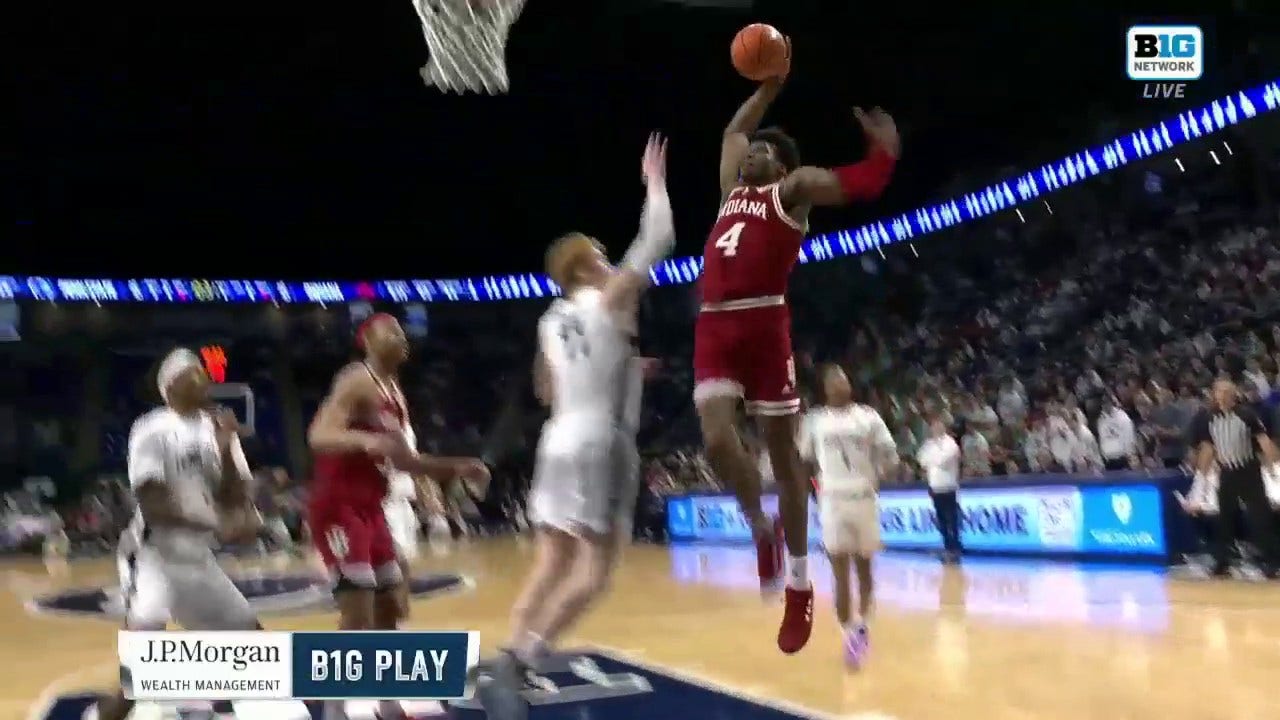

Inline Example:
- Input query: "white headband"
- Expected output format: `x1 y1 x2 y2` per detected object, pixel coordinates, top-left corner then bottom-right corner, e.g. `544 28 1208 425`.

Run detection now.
157 348 201 402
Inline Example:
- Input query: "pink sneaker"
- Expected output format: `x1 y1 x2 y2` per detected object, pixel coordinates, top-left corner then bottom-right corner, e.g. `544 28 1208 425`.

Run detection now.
844 625 870 670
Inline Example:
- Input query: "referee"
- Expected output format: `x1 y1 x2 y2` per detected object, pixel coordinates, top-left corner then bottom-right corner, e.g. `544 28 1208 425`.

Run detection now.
1189 378 1280 578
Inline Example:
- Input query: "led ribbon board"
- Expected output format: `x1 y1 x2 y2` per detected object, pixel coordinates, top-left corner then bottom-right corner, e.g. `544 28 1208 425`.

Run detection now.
4 81 1277 305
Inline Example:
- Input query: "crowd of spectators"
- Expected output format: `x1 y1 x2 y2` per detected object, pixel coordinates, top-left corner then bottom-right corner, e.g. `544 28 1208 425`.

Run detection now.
3 121 1279 561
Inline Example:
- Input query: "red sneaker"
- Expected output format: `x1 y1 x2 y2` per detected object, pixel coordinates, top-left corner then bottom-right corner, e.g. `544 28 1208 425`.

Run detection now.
777 585 814 654
755 515 784 594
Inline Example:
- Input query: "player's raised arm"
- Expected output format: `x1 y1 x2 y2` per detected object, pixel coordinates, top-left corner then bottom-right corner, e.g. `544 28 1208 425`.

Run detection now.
780 107 900 208
720 76 786 197
602 133 675 308
213 407 251 507
307 363 386 454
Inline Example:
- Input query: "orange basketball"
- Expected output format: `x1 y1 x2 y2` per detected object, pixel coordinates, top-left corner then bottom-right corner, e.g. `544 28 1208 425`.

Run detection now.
731 23 789 81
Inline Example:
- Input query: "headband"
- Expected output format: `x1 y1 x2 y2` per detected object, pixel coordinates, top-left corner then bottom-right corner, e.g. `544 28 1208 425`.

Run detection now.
157 348 201 402
355 312 396 350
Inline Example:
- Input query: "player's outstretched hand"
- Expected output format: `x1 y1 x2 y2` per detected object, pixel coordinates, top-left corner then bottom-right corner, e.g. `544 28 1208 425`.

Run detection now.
765 35 791 87
456 458 491 482
211 406 240 451
456 459 491 498
854 106 900 158
641 132 668 189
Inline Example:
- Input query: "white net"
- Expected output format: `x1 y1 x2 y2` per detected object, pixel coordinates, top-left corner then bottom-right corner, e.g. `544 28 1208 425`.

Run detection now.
412 0 527 94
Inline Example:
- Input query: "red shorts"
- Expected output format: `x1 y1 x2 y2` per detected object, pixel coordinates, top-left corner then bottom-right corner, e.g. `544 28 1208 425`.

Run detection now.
308 495 401 589
693 304 799 416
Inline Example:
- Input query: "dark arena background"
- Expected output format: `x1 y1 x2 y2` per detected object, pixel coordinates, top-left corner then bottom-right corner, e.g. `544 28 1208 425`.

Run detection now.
6 1 1280 719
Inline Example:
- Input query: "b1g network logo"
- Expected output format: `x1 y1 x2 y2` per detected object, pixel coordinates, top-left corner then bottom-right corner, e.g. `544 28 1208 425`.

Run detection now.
1126 25 1203 100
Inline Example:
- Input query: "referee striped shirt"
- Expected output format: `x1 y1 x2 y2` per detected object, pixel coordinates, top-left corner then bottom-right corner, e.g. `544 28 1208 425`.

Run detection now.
1190 405 1267 472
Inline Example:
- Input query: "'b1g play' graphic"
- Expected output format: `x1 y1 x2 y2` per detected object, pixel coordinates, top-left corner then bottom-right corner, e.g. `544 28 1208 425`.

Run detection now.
31 572 829 720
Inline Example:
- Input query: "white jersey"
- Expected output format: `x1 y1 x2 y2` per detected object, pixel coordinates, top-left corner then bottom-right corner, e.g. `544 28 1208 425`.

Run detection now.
120 407 250 559
538 287 642 435
798 404 897 494
386 424 418 501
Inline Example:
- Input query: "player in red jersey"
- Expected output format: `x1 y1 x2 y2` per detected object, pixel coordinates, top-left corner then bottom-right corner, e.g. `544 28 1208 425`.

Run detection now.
693 61 900 654
308 312 488 720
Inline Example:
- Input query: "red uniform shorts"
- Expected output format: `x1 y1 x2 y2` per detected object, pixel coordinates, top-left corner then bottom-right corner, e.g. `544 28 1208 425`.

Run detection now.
692 304 799 416
308 495 402 589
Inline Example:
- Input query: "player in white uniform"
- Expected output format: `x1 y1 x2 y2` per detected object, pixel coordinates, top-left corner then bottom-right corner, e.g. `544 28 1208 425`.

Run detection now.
797 364 897 670
89 348 264 720
383 423 421 618
476 134 674 720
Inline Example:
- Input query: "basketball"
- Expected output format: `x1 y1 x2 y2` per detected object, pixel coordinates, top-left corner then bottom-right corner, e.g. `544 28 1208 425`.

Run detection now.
731 23 789 81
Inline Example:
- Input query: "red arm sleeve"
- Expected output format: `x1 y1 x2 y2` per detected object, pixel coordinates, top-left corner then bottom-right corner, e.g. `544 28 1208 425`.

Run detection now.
832 147 897 202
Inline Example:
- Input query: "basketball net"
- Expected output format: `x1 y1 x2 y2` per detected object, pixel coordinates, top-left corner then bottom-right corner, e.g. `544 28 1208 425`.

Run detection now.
412 0 526 94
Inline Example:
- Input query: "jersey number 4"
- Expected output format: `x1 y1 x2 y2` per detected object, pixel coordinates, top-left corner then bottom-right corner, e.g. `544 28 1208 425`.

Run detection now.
714 221 745 257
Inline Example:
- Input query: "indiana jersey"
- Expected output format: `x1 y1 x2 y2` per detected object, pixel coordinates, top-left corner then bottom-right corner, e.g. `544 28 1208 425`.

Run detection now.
538 287 642 433
798 404 897 493
700 182 806 304
312 363 408 508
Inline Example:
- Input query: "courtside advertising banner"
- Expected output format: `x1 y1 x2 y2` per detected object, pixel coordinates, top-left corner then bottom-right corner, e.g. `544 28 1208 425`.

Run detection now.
667 483 1167 556
119 631 480 700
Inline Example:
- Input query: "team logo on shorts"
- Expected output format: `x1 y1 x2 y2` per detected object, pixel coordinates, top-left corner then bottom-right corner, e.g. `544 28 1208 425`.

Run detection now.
28 572 469 620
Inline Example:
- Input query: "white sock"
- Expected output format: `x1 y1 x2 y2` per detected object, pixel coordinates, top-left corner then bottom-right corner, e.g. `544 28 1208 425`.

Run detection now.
376 700 404 719
843 618 866 634
787 555 809 589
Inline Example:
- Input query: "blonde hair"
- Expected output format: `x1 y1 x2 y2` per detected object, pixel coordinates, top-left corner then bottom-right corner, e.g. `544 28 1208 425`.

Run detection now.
545 232 605 291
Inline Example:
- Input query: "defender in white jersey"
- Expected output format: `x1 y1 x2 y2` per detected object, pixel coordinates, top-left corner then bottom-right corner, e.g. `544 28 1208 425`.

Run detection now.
797 365 897 670
477 134 675 720
384 424 421 561
90 348 264 720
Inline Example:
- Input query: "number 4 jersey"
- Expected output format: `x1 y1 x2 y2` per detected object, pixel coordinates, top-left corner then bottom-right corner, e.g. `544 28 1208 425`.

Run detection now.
700 182 806 305
692 182 806 415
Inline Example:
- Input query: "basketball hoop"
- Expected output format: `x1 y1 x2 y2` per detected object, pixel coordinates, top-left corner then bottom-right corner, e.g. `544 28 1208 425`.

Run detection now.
412 0 527 94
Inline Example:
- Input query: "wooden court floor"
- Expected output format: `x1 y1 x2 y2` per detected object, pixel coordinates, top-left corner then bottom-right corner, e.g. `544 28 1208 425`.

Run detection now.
3 538 1280 720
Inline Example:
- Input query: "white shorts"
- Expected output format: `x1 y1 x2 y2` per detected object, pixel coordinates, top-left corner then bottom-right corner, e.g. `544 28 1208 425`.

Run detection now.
119 544 257 630
820 491 880 557
383 497 420 561
530 425 639 540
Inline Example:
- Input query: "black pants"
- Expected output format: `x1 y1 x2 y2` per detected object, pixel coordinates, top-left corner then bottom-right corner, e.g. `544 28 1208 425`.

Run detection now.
930 489 963 553
1103 457 1129 471
1214 467 1280 570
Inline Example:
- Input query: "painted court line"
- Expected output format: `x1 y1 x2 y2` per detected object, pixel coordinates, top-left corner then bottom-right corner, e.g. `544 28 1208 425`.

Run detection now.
25 661 113 720
592 643 899 720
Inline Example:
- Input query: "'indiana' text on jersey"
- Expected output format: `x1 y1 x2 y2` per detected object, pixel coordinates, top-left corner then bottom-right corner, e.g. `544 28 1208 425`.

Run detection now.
716 195 769 222
700 183 805 304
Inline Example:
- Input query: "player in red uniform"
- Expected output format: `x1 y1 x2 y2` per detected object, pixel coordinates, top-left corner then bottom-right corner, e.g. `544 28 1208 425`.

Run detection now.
307 313 487 720
693 62 900 654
